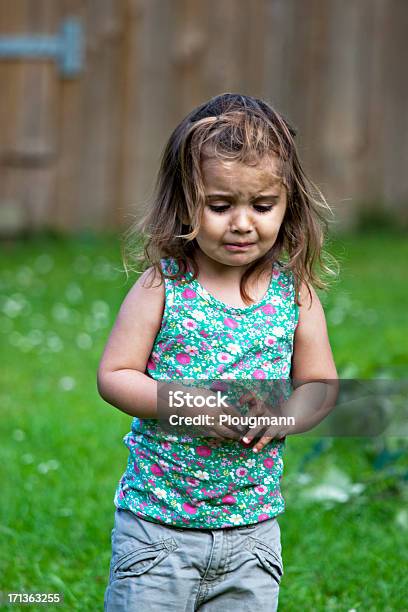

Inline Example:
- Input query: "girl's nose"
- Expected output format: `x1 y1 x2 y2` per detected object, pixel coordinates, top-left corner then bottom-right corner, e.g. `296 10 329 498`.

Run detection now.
230 208 253 232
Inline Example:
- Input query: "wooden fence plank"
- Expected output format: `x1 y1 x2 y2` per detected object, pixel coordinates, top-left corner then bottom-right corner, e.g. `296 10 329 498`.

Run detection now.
120 0 179 227
0 0 59 233
74 0 125 230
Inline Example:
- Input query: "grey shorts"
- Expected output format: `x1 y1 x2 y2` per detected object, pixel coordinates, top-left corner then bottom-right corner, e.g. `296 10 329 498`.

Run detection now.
104 508 284 611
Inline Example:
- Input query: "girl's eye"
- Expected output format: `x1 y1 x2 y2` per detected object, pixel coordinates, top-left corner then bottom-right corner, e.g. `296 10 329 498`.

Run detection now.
253 205 274 213
208 205 230 214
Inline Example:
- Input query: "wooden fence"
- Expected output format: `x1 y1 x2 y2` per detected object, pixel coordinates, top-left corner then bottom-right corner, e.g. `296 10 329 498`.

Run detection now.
0 0 407 235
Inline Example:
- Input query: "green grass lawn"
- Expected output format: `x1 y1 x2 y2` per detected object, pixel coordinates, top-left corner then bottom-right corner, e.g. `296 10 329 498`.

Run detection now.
0 230 407 611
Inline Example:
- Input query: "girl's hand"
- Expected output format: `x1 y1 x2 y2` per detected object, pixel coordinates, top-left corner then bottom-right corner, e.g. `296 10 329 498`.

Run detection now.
238 390 288 453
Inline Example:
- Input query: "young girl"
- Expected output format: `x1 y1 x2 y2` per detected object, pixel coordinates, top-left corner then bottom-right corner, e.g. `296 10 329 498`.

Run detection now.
98 93 338 611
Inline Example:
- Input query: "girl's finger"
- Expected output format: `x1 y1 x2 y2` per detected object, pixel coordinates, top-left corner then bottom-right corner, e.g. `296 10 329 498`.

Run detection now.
240 422 268 447
252 428 288 452
251 435 273 453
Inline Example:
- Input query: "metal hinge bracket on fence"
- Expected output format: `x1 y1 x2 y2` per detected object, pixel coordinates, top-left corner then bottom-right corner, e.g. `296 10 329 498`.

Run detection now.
0 17 84 77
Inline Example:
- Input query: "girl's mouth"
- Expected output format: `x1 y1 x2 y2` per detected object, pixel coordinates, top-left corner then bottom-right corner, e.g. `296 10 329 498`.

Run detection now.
224 243 255 251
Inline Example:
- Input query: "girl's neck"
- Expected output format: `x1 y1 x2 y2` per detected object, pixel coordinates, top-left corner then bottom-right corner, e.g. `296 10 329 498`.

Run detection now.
192 249 272 308
193 249 252 283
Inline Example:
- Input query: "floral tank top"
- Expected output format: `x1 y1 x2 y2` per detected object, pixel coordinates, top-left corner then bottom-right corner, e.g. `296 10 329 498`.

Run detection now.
114 257 299 528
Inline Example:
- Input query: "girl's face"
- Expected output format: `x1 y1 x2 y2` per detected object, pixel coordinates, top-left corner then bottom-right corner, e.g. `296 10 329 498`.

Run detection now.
195 154 287 272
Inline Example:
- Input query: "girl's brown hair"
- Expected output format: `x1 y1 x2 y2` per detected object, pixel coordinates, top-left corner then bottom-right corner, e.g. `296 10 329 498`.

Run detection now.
122 93 337 306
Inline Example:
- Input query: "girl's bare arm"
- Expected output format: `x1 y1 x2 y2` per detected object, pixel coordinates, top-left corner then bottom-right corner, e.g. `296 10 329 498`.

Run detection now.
243 282 339 451
96 268 165 418
291 282 338 383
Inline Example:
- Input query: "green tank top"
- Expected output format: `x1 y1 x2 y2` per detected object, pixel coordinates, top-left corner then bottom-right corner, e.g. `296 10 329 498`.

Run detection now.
114 257 299 528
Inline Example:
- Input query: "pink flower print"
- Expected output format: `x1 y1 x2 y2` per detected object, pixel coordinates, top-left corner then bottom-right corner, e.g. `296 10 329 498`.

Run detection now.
262 304 276 315
258 513 270 521
182 288 197 299
132 461 140 474
224 317 239 329
217 365 225 374
271 296 281 306
263 458 275 469
272 266 280 280
264 335 276 347
222 495 237 505
236 467 248 477
269 448 279 457
182 502 197 515
147 358 156 370
217 352 232 363
176 353 191 365
161 441 171 450
186 477 200 487
255 351 262 358
199 330 210 338
253 369 266 379
182 318 198 330
255 485 267 494
196 445 212 457
151 463 164 476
